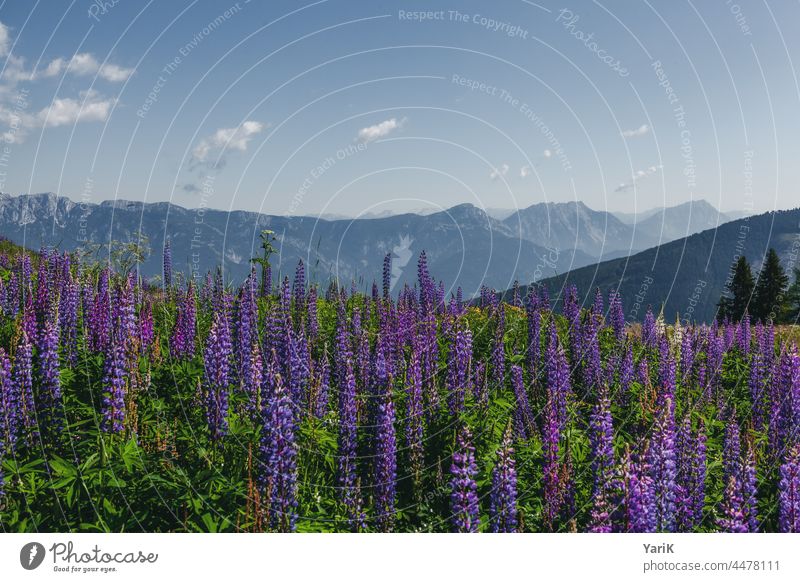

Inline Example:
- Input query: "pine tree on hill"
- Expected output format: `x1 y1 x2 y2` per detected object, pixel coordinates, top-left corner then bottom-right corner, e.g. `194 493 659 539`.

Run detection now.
753 248 788 322
718 256 755 322
783 267 800 323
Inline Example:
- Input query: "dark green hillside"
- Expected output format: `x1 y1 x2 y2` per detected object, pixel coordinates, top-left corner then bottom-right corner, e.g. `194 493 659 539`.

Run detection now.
534 208 800 322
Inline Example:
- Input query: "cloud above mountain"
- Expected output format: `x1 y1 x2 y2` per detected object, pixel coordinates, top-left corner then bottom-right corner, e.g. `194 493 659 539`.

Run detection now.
357 117 403 143
192 120 265 167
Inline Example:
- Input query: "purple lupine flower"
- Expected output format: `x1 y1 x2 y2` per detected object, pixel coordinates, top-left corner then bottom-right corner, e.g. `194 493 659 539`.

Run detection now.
292 259 305 309
382 253 392 299
647 398 677 532
511 280 521 308
749 347 767 431
779 444 800 532
203 309 232 441
717 474 749 533
163 238 172 289
619 344 634 403
0 349 18 450
491 304 506 385
542 391 562 531
526 287 542 381
59 276 79 365
738 314 751 355
170 282 197 359
447 322 472 415
101 338 126 434
38 315 62 430
722 416 741 486
472 360 488 411
243 341 264 422
589 385 614 532
287 327 310 408
337 358 364 530
450 426 480 533
13 329 35 439
742 444 759 532
374 384 397 532
306 285 318 339
138 297 155 353
405 343 424 477
260 371 298 532
675 417 707 531
621 448 656 532
546 320 572 432
642 306 657 348
511 364 533 440
88 269 111 353
489 425 518 532
581 311 602 392
608 289 625 340
310 350 329 419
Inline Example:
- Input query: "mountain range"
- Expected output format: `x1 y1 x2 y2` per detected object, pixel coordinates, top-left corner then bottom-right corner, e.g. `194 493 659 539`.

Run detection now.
0 193 749 312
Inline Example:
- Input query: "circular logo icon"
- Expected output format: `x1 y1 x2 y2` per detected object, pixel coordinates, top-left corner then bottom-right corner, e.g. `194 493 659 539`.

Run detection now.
20 542 46 570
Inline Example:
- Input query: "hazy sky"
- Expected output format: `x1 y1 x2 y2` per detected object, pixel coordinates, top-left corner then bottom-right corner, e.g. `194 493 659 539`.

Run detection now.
0 0 798 217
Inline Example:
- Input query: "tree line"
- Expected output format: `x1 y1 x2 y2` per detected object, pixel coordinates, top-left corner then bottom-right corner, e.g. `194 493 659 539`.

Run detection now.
717 248 800 323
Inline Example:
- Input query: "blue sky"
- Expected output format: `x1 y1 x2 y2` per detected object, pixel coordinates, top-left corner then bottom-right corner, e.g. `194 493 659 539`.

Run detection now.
0 0 798 217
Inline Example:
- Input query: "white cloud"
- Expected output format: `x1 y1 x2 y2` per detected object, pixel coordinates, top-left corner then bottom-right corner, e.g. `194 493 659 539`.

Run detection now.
357 117 402 143
37 53 133 82
614 164 662 192
520 165 531 178
37 92 116 127
490 163 509 180
0 21 10 57
543 149 552 158
192 121 265 163
621 124 650 138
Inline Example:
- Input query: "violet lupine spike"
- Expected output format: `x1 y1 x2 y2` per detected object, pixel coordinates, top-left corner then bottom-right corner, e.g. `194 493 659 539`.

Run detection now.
316 351 331 418
722 416 742 486
0 348 18 450
374 383 397 532
38 316 62 431
260 371 298 532
138 297 155 353
337 359 364 530
405 343 424 477
511 364 533 440
203 309 232 441
491 304 506 385
13 329 35 439
59 276 79 365
100 338 127 434
608 289 625 341
717 474 749 533
472 360 488 411
642 306 657 348
489 425 518 532
447 322 472 415
450 426 480 533
292 259 305 310
382 253 392 299
542 395 562 532
512 280 521 308
243 341 264 423
621 448 656 532
742 444 759 532
647 398 677 532
581 313 602 392
171 282 197 359
779 444 800 532
526 287 541 381
749 347 767 431
589 385 614 532
657 335 676 405
163 238 172 289
306 285 319 339
546 320 572 433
